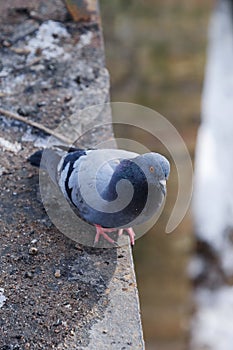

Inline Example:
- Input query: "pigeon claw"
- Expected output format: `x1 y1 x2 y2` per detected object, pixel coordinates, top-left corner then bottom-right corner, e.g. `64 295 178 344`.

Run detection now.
118 227 135 246
94 225 135 246
94 225 117 245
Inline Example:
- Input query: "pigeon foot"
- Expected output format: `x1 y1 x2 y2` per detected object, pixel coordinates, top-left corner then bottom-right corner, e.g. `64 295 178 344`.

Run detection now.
118 227 135 246
94 225 118 245
94 225 135 246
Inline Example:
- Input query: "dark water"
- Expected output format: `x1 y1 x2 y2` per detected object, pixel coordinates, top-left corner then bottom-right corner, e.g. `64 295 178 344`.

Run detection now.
101 1 212 348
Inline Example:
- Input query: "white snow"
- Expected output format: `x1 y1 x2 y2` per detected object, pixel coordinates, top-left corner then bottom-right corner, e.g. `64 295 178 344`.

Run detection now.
76 31 93 49
193 0 233 274
0 288 6 308
25 21 93 63
22 128 50 148
187 255 205 280
192 1 233 349
191 286 233 350
26 20 71 61
0 136 21 153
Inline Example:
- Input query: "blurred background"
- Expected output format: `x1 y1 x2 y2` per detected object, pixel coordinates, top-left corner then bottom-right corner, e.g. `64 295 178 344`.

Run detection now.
101 1 213 349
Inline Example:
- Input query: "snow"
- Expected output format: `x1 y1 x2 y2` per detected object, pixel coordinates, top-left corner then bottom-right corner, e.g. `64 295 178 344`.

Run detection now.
193 0 233 274
187 255 205 280
25 20 93 63
76 31 93 49
0 288 6 308
192 1 233 348
191 286 233 350
0 136 21 153
22 128 50 148
26 20 71 61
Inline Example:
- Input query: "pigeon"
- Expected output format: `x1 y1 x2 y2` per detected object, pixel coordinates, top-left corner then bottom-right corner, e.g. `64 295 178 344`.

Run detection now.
29 147 170 246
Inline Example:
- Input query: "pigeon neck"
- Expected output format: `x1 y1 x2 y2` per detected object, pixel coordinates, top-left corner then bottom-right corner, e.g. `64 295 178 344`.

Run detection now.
102 159 147 201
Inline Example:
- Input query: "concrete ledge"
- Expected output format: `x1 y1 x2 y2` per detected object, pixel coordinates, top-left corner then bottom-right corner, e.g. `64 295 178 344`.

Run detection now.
0 1 145 349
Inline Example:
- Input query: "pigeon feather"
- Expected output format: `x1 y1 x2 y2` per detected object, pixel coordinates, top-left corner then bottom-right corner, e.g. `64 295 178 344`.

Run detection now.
29 147 170 245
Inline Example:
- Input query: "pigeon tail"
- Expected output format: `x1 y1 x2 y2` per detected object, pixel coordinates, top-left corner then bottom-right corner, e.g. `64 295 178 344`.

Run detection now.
28 150 43 167
28 149 61 185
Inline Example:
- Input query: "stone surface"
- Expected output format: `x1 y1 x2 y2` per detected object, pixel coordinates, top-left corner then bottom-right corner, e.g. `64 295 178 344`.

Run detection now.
0 2 144 349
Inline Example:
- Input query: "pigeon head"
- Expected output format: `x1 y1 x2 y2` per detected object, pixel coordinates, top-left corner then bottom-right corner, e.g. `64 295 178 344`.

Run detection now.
104 152 170 201
156 154 170 180
132 153 170 195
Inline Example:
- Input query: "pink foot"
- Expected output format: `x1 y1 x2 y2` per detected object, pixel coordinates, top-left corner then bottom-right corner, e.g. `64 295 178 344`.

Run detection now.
94 225 117 245
118 227 135 245
94 225 136 246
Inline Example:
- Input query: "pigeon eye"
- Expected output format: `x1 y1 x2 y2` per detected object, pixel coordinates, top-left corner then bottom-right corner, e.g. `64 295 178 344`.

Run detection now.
149 166 154 173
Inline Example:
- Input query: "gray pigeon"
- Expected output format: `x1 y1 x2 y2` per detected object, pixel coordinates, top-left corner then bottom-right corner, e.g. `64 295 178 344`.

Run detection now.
29 147 170 245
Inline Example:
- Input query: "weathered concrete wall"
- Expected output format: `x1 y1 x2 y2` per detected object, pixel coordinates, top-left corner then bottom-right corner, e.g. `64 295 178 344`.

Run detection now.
0 1 144 349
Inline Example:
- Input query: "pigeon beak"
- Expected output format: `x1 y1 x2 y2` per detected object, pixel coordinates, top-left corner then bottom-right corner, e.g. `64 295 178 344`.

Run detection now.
159 179 166 187
159 179 166 196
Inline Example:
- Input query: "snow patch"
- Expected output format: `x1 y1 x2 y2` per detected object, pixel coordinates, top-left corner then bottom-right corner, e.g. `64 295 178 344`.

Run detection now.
193 0 233 274
191 286 233 350
0 166 6 176
26 20 71 61
0 288 6 308
192 2 233 349
76 31 93 49
22 128 50 148
187 255 205 279
0 136 21 153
